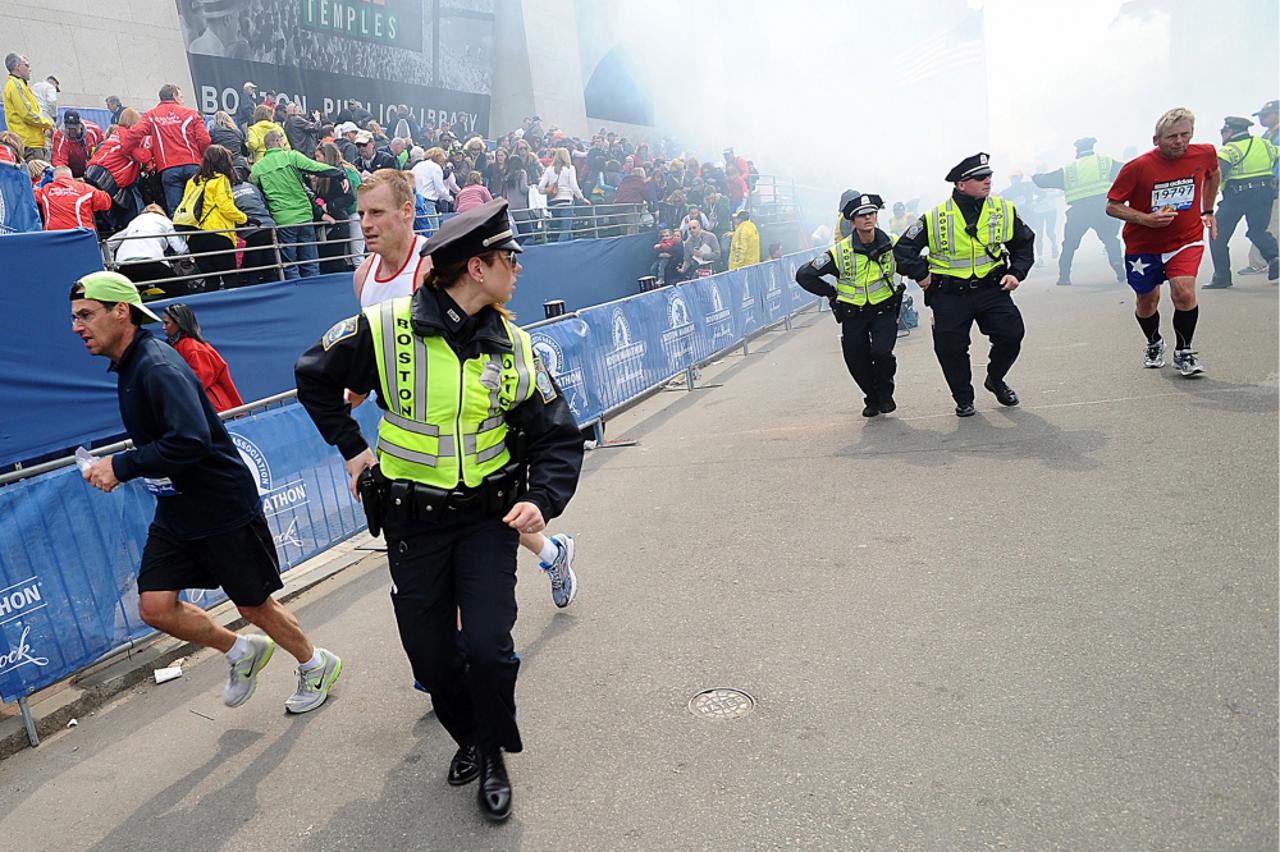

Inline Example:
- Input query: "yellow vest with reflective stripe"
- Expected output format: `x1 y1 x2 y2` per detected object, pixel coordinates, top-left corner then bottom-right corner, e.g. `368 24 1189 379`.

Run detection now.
925 196 1015 280
1062 154 1114 203
1219 136 1278 184
830 234 897 306
364 297 536 488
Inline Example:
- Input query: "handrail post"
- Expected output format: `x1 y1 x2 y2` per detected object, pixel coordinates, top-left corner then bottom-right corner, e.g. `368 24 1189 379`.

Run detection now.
19 696 38 747
270 225 284 281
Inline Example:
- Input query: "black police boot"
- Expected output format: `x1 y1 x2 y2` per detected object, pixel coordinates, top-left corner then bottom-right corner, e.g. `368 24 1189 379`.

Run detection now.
477 750 512 822
861 400 880 418
955 402 976 417
448 744 480 786
878 398 897 414
984 377 1019 407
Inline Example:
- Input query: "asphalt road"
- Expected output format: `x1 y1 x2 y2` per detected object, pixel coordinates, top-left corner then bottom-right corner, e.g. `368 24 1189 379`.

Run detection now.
2 251 1276 851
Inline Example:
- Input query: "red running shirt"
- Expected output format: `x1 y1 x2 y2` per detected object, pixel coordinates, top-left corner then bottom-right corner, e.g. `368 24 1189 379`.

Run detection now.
1107 143 1218 254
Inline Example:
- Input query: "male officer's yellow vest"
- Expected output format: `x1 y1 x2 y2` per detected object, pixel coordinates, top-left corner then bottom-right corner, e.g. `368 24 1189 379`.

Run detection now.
1219 135 1278 184
365 297 535 488
925 196 1015 280
1062 154 1114 203
830 234 897 306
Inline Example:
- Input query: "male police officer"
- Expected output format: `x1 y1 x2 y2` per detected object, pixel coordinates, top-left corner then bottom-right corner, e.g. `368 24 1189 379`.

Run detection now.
894 153 1036 417
1205 115 1279 288
1242 99 1280 276
1033 137 1125 286
797 193 902 417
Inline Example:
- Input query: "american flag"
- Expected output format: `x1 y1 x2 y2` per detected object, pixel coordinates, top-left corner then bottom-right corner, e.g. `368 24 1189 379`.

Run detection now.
896 10 987 88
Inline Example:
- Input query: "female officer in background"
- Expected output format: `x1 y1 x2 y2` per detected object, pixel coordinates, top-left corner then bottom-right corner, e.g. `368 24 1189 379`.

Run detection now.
294 198 584 823
796 192 903 417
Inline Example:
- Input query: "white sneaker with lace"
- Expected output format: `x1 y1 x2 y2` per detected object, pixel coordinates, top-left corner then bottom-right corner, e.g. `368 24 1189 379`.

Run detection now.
1173 348 1205 377
223 635 275 708
285 648 342 714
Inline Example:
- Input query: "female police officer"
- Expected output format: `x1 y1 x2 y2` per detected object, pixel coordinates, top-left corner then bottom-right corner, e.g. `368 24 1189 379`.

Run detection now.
796 192 903 417
294 198 584 822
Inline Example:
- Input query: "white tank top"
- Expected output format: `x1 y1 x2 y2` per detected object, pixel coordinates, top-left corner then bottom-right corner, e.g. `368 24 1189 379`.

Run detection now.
359 235 430 308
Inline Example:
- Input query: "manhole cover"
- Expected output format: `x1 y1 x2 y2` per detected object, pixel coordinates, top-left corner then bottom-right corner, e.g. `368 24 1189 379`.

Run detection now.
688 688 755 720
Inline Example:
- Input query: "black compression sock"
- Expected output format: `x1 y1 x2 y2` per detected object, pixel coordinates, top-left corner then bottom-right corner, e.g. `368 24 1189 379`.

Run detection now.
1173 306 1199 350
1135 311 1161 344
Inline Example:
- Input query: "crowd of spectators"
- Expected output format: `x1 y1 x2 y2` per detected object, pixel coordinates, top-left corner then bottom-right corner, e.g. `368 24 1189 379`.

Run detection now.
5 46 770 294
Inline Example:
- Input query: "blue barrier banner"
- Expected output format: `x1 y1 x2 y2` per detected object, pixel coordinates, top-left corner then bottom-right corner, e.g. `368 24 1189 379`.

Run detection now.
0 163 40 233
527 317 601 426
0 400 380 702
507 231 657 319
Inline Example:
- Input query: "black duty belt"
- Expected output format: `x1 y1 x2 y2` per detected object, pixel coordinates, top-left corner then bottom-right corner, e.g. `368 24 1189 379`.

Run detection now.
933 274 1003 292
363 463 526 528
1223 178 1278 195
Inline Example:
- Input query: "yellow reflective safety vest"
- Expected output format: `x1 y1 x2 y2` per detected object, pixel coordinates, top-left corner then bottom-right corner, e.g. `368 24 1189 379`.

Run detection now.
1219 135 1278 185
365 297 536 488
1062 154 1114 203
830 234 897 306
925 196 1015 280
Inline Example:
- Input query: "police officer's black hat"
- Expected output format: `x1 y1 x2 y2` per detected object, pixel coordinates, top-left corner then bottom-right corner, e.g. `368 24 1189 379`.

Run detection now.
1222 115 1254 131
945 153 992 182
419 198 523 264
1073 136 1097 150
838 189 862 213
841 192 885 219
1253 99 1279 117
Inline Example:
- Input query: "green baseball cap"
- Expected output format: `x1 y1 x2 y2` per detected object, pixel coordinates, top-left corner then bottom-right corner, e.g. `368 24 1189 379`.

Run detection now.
75 271 162 323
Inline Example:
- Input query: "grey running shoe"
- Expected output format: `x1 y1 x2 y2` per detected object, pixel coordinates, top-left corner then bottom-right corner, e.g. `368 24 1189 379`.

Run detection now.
1172 349 1206 377
223 635 275 708
285 648 342 714
541 534 577 608
1144 339 1166 369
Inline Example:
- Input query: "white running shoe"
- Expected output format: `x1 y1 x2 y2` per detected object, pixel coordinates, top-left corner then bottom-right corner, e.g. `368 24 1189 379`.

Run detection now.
1173 348 1206 377
285 648 342 714
1143 339 1166 369
223 635 275 708
541 534 577 608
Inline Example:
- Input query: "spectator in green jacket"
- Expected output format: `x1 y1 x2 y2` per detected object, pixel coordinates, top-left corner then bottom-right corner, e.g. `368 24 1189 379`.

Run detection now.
250 131 344 279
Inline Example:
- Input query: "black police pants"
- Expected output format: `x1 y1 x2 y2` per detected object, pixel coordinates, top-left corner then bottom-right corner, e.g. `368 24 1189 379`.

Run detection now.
928 286 1024 405
383 511 523 755
1210 186 1279 283
1060 200 1124 282
839 308 898 406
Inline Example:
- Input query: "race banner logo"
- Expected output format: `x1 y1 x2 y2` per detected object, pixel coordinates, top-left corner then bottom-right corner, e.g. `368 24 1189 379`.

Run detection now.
530 332 588 419
231 432 310 550
703 279 734 345
660 290 694 369
604 306 646 390
0 577 51 679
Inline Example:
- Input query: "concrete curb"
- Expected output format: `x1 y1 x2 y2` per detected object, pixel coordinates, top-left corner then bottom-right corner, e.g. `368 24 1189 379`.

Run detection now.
0 533 384 761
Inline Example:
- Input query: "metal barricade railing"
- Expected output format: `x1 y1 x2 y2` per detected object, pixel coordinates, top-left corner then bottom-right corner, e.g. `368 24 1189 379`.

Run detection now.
100 203 653 294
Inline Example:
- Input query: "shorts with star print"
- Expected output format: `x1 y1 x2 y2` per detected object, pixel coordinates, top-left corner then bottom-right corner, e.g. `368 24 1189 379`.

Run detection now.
1124 241 1204 294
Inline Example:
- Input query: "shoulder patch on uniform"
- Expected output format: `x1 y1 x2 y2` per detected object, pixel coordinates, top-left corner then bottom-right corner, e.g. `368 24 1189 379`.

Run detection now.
533 356 558 403
905 221 924 239
811 255 828 270
322 316 358 351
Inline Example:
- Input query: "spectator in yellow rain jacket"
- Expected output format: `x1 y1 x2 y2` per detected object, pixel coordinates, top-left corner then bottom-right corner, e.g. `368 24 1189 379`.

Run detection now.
245 105 289 162
173 144 247 289
728 209 760 270
3 53 54 159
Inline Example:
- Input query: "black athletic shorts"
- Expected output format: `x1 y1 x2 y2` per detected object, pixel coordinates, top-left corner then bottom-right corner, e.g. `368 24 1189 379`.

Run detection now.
138 512 283 607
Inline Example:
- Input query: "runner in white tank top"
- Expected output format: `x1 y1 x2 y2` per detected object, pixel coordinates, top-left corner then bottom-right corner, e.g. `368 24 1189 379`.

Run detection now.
357 234 430 307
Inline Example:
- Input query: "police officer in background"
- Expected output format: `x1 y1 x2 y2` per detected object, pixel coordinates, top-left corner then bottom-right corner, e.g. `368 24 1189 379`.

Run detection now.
835 188 860 240
1206 115 1279 288
894 153 1036 417
1033 137 1125 286
1242 99 1280 276
294 198 584 823
797 192 902 417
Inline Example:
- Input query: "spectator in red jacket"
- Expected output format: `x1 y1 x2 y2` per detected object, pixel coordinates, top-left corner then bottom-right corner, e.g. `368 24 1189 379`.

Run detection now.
34 166 112 231
121 83 210 216
86 108 152 232
161 303 244 412
51 110 104 178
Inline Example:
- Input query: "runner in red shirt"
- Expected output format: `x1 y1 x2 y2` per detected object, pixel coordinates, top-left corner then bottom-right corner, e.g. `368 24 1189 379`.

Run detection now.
1107 107 1219 376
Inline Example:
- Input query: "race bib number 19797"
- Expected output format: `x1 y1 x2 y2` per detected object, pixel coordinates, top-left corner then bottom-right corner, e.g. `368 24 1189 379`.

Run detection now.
1150 178 1195 211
